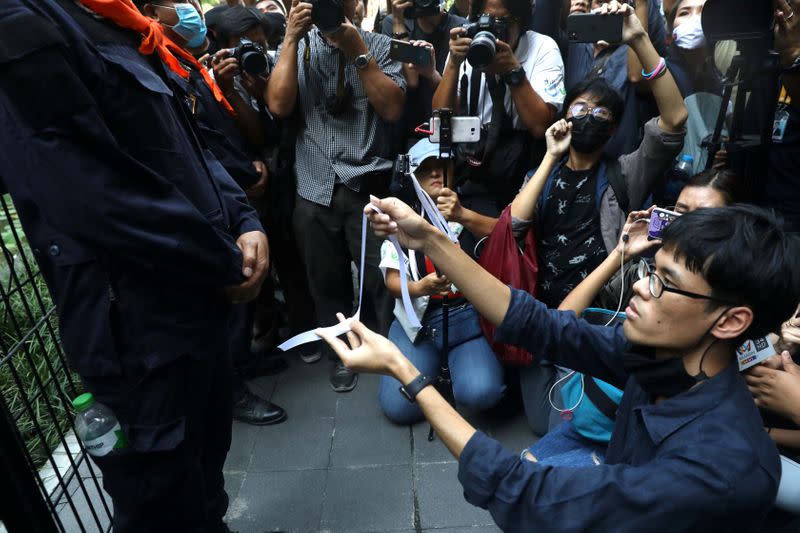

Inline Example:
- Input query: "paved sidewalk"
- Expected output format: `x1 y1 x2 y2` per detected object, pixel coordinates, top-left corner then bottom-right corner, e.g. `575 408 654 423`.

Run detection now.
223 354 535 533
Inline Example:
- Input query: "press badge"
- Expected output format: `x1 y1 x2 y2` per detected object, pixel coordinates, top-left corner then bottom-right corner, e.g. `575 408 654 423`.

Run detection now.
773 105 790 143
737 336 776 371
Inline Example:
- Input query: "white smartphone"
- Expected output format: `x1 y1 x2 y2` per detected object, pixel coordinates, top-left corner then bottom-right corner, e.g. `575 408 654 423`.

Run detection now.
430 116 481 143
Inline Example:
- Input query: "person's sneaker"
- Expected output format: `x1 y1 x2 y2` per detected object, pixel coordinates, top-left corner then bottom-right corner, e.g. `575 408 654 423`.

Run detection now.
232 391 287 425
330 360 358 392
298 345 322 364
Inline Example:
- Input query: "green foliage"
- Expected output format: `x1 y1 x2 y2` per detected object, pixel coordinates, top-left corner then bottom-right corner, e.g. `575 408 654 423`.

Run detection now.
1 196 81 469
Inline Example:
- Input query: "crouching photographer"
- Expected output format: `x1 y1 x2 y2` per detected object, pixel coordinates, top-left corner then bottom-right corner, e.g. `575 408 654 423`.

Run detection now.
432 0 565 213
266 0 406 392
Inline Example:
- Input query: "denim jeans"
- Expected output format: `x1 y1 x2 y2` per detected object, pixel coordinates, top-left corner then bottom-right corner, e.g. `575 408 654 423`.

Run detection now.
378 303 505 424
523 421 607 467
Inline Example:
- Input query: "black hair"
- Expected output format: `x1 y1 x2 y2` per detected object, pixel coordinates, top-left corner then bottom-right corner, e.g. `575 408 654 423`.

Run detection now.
683 168 744 206
469 0 532 31
666 0 689 33
218 6 265 43
560 77 625 126
661 204 800 342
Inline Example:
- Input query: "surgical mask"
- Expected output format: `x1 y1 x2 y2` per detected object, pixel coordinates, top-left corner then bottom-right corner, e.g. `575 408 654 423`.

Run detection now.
163 4 208 48
672 16 706 50
622 347 706 399
569 115 612 154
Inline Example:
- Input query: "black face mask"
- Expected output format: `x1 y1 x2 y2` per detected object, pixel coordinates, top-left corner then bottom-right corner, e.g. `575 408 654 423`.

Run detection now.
622 347 708 399
569 115 613 154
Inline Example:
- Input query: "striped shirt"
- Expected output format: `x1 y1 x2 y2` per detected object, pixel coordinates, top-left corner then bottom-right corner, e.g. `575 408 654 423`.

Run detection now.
278 28 405 206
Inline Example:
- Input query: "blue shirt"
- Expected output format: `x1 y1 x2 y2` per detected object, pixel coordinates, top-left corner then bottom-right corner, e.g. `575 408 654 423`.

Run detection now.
457 289 780 532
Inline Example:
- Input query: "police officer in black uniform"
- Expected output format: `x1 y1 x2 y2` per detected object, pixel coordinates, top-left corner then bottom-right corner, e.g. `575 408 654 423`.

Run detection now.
0 0 268 530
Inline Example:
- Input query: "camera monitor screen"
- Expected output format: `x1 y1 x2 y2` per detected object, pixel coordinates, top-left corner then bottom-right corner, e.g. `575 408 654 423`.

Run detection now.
702 0 775 41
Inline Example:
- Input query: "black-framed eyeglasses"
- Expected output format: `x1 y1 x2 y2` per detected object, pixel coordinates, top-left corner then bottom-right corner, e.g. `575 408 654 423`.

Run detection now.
636 259 727 302
568 102 612 122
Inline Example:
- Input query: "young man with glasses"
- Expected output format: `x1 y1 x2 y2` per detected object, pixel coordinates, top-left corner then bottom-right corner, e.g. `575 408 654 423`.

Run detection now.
320 199 800 531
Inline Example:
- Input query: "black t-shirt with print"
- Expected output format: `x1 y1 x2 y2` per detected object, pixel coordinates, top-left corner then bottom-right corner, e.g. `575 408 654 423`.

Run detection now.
536 166 607 308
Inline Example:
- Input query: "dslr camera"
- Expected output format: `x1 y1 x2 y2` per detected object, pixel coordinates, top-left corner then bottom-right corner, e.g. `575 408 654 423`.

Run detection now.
404 0 440 19
462 15 508 70
311 0 345 34
233 38 270 76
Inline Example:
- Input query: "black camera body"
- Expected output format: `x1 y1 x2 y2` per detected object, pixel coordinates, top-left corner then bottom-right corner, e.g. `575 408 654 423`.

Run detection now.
311 0 345 34
233 38 270 76
462 15 508 70
404 0 440 19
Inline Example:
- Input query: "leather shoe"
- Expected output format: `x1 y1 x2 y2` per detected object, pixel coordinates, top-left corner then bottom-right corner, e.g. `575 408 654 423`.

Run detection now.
236 355 288 379
330 360 358 392
232 391 287 425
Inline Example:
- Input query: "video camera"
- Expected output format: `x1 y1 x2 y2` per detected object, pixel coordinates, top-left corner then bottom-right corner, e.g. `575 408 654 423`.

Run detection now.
405 0 440 19
700 0 780 199
233 38 271 76
311 0 345 34
462 15 508 70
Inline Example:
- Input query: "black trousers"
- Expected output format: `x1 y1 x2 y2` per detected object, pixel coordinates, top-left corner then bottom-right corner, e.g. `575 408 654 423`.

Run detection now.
87 349 232 533
292 185 393 343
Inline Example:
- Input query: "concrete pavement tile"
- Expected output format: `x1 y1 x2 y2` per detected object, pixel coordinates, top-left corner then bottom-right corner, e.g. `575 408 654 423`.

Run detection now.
416 462 495 530
248 416 334 472
225 421 261 472
321 465 414 532
330 414 411 467
225 469 326 533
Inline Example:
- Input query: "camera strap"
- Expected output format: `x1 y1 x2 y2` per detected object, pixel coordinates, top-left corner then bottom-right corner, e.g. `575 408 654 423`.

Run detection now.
278 173 457 352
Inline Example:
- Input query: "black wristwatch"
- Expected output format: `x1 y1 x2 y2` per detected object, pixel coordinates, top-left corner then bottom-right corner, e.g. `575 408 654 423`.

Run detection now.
503 66 526 87
399 374 432 403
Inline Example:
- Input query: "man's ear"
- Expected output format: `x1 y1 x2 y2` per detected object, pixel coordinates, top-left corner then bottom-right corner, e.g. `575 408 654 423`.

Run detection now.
711 306 753 341
141 3 161 21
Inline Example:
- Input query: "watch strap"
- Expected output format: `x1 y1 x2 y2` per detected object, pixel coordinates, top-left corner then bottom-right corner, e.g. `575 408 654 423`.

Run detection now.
355 51 373 69
503 66 525 87
783 55 800 74
399 374 432 403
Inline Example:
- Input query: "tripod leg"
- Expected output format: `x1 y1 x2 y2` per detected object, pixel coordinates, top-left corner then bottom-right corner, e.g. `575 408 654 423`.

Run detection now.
429 298 453 442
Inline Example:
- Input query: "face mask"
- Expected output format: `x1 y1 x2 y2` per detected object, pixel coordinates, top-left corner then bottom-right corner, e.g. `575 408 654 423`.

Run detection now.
569 115 612 154
165 4 208 48
672 16 706 51
622 347 706 398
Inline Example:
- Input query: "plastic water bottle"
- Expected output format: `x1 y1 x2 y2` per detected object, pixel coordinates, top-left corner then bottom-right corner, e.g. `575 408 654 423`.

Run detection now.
73 393 127 457
673 154 694 182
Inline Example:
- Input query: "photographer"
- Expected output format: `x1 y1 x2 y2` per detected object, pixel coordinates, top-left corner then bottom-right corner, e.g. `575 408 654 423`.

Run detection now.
432 0 565 212
380 0 466 148
376 140 505 424
267 0 406 391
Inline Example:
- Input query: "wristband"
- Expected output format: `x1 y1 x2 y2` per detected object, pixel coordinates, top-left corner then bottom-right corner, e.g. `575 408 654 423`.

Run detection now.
641 57 667 81
399 373 433 403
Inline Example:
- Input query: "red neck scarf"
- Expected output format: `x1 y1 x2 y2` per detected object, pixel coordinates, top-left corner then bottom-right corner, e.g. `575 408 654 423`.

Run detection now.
78 0 235 115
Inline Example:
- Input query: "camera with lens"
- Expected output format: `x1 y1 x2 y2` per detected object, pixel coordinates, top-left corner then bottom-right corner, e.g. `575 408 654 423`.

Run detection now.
233 38 270 76
462 15 508 70
311 0 345 34
404 0 440 19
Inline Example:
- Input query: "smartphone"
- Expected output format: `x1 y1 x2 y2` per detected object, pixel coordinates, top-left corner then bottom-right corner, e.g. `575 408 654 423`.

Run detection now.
647 207 681 240
430 116 481 143
389 40 432 66
566 13 624 43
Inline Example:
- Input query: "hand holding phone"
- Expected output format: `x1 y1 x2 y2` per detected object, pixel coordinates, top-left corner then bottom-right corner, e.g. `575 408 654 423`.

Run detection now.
390 39 432 66
566 13 623 43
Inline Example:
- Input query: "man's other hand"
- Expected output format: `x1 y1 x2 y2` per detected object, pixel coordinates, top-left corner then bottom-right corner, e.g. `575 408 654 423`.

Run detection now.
286 0 313 43
223 231 270 304
246 160 269 199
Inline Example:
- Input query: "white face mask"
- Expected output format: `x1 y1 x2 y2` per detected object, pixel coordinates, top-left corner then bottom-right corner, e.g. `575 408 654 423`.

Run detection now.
672 15 706 50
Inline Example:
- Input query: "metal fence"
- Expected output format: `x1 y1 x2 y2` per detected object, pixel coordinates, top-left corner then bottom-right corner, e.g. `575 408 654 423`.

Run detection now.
0 194 112 532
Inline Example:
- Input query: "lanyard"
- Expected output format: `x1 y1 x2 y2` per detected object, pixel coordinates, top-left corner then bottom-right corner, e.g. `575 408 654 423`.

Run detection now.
278 173 457 351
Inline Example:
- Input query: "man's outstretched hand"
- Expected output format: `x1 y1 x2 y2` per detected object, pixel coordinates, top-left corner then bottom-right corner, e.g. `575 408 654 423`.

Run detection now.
223 231 270 304
316 313 415 379
365 195 437 251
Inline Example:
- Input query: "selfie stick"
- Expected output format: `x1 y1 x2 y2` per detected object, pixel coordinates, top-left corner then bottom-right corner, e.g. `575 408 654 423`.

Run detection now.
429 108 456 442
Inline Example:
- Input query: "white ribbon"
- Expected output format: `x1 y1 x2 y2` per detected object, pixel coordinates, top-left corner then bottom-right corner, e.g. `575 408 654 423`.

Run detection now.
278 173 457 352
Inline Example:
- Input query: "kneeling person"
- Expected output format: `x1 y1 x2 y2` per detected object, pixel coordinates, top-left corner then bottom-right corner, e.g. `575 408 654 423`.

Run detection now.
321 198 800 532
377 140 505 424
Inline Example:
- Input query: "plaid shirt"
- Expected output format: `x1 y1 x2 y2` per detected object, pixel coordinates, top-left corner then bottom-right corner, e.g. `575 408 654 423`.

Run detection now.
278 28 405 206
